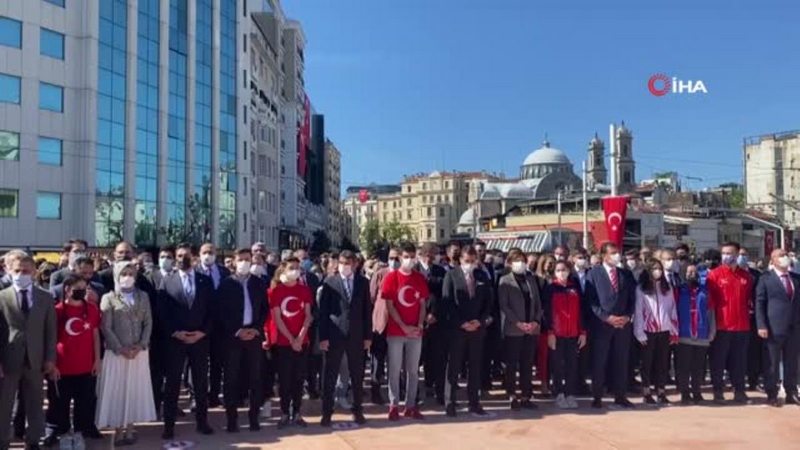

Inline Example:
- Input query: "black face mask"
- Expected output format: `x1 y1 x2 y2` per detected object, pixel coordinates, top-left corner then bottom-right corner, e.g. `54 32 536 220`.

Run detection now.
178 256 192 270
71 289 87 300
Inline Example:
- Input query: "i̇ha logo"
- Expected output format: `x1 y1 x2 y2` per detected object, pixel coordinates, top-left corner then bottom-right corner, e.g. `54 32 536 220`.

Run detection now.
648 73 708 96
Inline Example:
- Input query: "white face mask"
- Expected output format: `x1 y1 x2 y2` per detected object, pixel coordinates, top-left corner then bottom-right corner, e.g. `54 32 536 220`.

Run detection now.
626 259 638 270
401 257 416 272
777 256 791 269
281 269 300 283
662 259 675 271
250 264 267 277
609 253 622 266
461 263 474 274
236 260 251 276
555 270 569 282
118 275 135 290
339 264 353 277
201 253 216 266
159 257 174 272
266 254 278 265
12 273 32 290
651 269 663 280
511 261 527 275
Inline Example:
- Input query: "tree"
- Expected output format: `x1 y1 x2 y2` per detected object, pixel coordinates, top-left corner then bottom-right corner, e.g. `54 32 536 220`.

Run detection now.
728 186 745 209
381 221 415 246
359 220 383 257
340 236 359 252
310 229 332 254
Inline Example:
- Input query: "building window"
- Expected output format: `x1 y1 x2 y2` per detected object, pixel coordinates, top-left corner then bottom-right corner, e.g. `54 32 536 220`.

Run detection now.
40 28 65 59
439 207 444 217
422 183 427 190
39 82 64 112
0 16 21 48
427 207 432 217
0 131 20 161
37 192 61 219
0 73 21 104
445 181 449 189
43 0 66 6
38 137 62 165
439 228 444 239
407 211 412 220
426 228 432 239
0 189 18 217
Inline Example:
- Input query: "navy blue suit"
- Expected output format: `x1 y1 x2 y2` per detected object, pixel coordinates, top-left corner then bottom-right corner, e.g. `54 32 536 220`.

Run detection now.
584 264 636 400
756 270 800 397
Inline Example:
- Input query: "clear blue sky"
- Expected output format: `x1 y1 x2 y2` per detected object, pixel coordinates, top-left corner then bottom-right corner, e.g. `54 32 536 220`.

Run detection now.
282 0 800 191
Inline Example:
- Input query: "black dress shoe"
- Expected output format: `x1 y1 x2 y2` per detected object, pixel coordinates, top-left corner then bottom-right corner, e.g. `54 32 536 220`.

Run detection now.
643 394 656 405
226 420 240 433
197 423 214 435
176 408 187 417
446 403 457 417
733 392 750 405
249 422 261 432
208 397 222 408
27 445 41 450
353 411 367 425
614 397 635 409
713 393 725 405
510 398 520 411
657 393 671 405
520 399 538 410
161 428 175 440
767 397 781 408
84 427 104 439
785 394 800 405
320 415 332 427
591 398 603 409
692 392 704 405
469 405 488 416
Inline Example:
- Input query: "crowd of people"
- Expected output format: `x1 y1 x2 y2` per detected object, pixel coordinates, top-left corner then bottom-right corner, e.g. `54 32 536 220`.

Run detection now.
0 238 798 449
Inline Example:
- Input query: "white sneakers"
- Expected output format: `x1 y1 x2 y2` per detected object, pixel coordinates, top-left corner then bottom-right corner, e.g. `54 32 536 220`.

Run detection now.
556 393 579 409
260 400 272 419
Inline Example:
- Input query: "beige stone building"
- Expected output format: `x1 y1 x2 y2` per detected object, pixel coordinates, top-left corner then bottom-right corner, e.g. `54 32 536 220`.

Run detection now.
376 171 504 244
744 130 800 230
342 184 400 245
325 139 342 246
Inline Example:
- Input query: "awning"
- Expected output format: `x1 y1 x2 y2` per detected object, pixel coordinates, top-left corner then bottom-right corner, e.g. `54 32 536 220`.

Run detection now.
484 231 551 253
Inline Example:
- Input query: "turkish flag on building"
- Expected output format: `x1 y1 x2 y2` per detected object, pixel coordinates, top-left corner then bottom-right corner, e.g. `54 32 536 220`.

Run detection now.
602 195 629 248
358 189 369 203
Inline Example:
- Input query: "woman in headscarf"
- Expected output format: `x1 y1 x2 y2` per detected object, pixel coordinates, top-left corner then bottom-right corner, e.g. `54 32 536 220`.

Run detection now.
95 261 156 446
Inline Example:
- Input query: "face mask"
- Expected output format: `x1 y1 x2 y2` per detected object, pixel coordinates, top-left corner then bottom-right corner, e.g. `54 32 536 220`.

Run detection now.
71 289 87 300
736 255 748 267
201 253 216 266
388 259 401 271
12 274 32 290
626 259 638 270
777 256 791 269
555 255 566 262
721 254 736 266
250 264 267 277
511 261 527 275
574 258 587 270
178 256 192 271
119 275 135 290
69 252 85 267
555 270 569 282
236 261 251 276
159 257 174 272
662 259 674 271
266 254 277 265
434 255 443 265
651 269 663 280
281 269 300 283
609 253 621 266
461 263 474 274
401 257 416 271
339 264 353 277
494 256 505 266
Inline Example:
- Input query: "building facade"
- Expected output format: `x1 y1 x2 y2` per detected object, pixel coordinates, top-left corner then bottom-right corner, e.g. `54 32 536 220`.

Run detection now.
744 130 800 231
325 138 342 247
342 184 400 245
0 0 251 249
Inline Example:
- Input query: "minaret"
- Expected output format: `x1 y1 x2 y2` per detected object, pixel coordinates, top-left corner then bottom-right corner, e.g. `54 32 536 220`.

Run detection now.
616 121 636 193
586 133 607 189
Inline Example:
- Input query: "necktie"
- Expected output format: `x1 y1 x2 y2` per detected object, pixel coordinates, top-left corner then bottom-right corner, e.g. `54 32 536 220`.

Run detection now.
20 290 29 317
343 277 352 301
183 274 194 306
782 274 794 298
610 268 619 292
466 272 476 298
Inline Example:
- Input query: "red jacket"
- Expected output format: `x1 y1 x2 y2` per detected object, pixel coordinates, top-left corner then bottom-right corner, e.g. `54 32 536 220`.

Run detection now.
707 265 753 332
544 279 586 338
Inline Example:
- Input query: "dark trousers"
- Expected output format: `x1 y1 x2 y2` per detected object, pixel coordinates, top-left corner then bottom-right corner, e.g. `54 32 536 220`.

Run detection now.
306 326 322 396
370 332 387 390
322 339 365 416
224 337 263 423
424 324 449 400
577 333 592 389
164 338 210 428
591 322 631 399
48 374 95 435
710 330 748 394
447 329 485 407
747 320 767 386
676 343 708 395
482 319 503 387
765 329 800 398
274 346 308 416
209 330 226 401
260 350 276 403
504 334 536 399
551 337 579 397
640 331 671 392
149 338 167 414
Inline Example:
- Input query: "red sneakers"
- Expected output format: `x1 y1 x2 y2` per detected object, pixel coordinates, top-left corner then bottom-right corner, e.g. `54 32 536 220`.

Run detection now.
404 407 425 420
388 406 400 421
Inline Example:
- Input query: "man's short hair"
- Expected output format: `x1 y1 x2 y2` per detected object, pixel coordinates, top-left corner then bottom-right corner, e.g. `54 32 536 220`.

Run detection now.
460 245 478 258
175 242 193 253
75 256 94 267
721 241 741 252
600 242 618 255
4 249 31 266
235 248 251 256
340 250 356 262
400 242 416 254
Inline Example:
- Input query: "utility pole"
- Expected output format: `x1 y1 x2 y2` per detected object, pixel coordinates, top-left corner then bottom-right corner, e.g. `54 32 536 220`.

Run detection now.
557 190 563 246
609 123 617 196
582 160 588 249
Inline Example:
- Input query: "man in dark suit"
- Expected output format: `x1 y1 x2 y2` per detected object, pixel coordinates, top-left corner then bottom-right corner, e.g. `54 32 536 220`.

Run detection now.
98 241 136 293
158 243 215 439
418 243 448 404
475 242 501 391
585 242 636 409
0 250 56 450
218 248 267 431
756 249 800 407
441 245 494 417
146 247 174 417
318 250 372 427
50 256 105 303
195 243 231 408
49 239 91 287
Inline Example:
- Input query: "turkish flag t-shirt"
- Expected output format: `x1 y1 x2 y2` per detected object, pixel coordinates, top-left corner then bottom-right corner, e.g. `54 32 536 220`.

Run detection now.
56 302 101 376
381 270 429 337
267 283 313 346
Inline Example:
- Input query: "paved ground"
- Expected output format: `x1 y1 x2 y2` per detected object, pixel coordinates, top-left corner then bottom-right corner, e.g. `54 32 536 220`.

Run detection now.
13 388 800 449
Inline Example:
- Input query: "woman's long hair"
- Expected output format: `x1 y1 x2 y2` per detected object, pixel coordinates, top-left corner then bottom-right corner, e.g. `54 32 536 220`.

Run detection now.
638 259 671 295
536 254 557 279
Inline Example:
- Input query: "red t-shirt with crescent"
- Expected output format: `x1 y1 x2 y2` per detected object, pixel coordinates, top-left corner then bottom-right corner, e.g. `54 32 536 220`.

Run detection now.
381 270 429 337
267 283 313 346
55 302 100 375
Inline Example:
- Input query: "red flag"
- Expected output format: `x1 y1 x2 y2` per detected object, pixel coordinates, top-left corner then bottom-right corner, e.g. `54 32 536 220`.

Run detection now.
602 195 629 248
764 230 775 256
358 189 369 203
297 94 311 177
